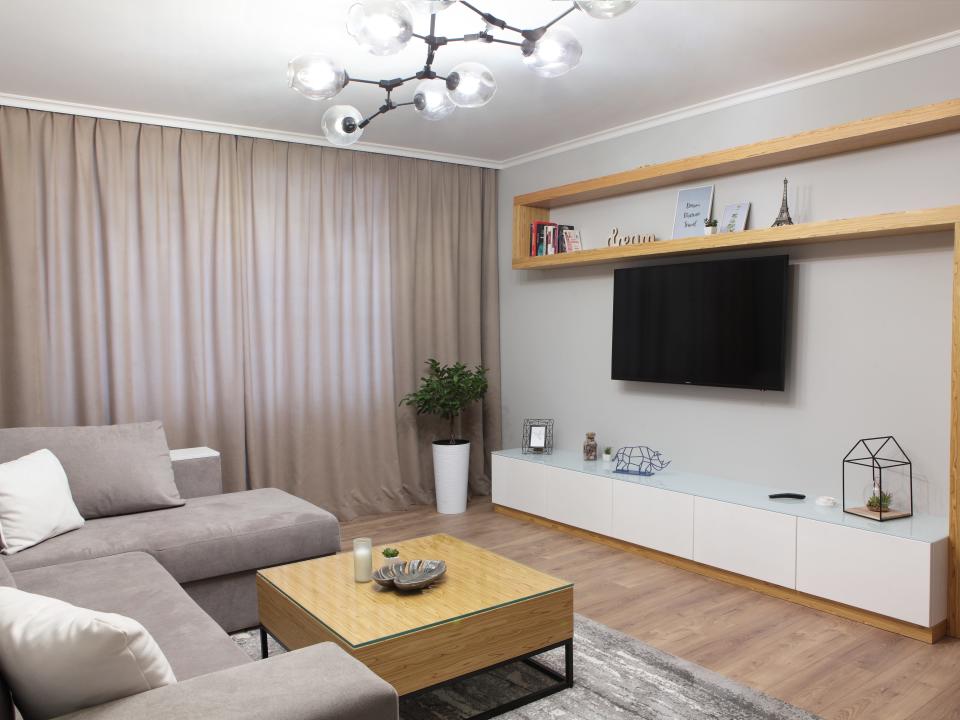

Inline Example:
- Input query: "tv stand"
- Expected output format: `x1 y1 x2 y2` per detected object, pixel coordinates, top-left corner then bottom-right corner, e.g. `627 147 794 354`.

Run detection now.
491 449 948 643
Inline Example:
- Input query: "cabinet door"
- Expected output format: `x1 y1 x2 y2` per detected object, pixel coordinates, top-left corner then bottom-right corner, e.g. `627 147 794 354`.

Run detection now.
491 455 547 516
544 467 612 536
796 518 943 626
693 497 797 588
611 482 694 559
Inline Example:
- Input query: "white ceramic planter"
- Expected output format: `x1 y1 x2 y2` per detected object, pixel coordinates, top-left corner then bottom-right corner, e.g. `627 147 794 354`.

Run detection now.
704 226 717 235
432 440 470 514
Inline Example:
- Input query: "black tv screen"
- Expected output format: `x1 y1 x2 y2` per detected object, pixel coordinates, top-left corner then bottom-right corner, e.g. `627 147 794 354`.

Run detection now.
612 255 789 390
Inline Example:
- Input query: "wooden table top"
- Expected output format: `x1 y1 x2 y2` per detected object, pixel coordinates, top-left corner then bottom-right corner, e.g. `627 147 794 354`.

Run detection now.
257 533 572 648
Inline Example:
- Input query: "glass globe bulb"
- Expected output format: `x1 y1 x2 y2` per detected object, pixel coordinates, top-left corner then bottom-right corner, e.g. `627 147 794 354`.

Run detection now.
575 0 640 19
346 0 413 56
413 79 456 121
523 26 582 78
321 105 364 146
445 62 496 108
287 54 348 100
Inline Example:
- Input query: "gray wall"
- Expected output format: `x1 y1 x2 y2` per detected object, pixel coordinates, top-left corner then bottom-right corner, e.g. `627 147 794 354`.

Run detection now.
497 47 960 514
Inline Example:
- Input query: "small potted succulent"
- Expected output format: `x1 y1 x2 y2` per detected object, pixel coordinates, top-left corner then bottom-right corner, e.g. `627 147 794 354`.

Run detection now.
381 547 402 569
704 218 718 235
602 446 613 463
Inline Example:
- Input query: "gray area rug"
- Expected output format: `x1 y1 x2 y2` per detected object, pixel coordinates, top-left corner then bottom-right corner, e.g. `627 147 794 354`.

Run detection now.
233 614 818 720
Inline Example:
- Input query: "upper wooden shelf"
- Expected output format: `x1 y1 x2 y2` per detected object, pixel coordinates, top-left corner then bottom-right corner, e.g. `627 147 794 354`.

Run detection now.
515 98 960 209
512 206 960 270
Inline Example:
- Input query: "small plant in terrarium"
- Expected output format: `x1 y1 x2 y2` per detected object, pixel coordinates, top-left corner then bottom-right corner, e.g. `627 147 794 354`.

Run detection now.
865 491 893 512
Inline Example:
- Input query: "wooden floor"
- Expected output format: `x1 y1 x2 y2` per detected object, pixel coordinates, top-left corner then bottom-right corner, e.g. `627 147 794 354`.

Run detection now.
342 499 960 720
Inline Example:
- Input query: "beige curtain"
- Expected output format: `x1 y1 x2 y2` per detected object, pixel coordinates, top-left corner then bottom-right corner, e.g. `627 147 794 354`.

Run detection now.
0 106 500 520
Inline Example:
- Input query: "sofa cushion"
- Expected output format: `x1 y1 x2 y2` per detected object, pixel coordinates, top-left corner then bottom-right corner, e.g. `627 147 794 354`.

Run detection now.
4 489 341 584
12 552 250 682
0 586 176 720
0 421 184 520
0 449 85 555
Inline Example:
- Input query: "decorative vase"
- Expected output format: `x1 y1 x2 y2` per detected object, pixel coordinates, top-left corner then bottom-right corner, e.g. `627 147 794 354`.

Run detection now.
602 451 613 463
432 440 470 514
583 432 598 461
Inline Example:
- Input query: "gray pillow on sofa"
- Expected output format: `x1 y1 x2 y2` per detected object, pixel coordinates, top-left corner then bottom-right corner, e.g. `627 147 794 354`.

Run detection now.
0 421 184 520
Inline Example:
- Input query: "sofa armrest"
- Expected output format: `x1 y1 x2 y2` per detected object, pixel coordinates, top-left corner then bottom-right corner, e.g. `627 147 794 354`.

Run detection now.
170 447 223 498
55 643 398 720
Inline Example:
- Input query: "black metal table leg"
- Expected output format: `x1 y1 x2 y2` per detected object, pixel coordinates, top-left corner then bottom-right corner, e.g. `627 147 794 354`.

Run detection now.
402 637 574 720
260 626 268 659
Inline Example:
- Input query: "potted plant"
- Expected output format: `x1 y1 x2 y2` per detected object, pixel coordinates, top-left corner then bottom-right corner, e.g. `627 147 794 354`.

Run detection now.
400 359 489 514
704 218 718 235
602 446 613 463
381 547 402 569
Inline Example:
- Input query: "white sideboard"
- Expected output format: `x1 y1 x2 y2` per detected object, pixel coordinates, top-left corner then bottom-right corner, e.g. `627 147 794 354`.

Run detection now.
492 449 948 634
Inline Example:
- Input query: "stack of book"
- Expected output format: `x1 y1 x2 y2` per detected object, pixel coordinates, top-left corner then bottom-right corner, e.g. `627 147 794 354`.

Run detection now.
529 222 582 256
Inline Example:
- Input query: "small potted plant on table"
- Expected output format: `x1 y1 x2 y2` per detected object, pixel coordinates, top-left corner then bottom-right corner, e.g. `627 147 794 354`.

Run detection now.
704 218 718 235
400 359 489 515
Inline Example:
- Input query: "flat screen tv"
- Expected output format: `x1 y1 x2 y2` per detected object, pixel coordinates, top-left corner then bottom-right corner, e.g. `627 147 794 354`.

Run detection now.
611 255 789 390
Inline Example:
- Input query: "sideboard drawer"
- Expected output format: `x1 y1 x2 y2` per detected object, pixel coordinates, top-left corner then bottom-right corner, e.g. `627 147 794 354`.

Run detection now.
693 497 797 588
492 455 547 516
544 467 612 536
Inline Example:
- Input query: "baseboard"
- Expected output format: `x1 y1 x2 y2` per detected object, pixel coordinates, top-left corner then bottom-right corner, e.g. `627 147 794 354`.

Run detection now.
493 504 946 644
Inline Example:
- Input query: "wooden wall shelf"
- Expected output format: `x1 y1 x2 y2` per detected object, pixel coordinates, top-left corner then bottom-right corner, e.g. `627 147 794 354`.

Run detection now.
507 97 960 639
514 98 960 211
513 207 960 270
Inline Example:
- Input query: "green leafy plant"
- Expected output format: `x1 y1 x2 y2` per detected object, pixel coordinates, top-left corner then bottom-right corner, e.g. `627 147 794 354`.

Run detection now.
704 218 718 227
604 446 612 454
400 359 489 444
382 547 399 558
866 491 893 512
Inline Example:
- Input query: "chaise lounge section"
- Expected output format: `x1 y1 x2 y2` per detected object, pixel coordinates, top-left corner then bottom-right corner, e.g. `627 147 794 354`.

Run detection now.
0 423 398 720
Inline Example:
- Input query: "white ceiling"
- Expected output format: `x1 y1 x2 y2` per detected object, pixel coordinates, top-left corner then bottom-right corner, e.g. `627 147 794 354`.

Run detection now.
1 0 959 165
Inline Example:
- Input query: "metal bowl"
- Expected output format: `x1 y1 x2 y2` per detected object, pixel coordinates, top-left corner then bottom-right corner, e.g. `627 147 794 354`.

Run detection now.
372 559 446 591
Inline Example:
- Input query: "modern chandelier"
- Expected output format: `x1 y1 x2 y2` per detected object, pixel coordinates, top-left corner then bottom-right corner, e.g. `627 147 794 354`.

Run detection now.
287 0 639 146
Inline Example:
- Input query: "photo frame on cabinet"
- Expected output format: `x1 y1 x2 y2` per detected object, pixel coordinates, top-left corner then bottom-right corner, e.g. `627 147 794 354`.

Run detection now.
522 418 554 454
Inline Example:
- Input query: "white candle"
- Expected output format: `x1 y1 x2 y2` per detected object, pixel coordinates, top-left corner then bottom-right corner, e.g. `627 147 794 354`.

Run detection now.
353 538 372 583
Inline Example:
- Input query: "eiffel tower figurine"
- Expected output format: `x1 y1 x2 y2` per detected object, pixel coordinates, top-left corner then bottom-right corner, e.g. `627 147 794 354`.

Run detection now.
771 177 794 227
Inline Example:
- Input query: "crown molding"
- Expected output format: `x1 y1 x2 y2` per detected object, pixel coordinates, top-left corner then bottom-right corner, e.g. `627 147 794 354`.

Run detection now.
497 28 960 169
0 92 502 169
1 29 958 171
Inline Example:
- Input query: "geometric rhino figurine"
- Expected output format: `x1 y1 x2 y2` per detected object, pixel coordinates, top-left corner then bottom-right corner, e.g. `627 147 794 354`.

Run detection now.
612 445 671 476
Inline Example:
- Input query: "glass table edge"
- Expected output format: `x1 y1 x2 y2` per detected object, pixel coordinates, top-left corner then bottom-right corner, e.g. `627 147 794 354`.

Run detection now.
258 572 574 650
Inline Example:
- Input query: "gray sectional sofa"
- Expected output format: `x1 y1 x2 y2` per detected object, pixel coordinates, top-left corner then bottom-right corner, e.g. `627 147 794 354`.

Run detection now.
0 424 398 720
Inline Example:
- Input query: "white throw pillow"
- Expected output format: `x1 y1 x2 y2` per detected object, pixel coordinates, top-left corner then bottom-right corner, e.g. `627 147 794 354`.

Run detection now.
0 587 177 719
0 449 84 554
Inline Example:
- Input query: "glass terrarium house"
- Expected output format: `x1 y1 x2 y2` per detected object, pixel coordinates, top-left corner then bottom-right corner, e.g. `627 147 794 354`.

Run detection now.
842 436 913 521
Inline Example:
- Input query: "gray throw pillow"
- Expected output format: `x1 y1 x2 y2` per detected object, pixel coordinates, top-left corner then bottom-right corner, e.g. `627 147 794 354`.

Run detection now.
0 422 184 520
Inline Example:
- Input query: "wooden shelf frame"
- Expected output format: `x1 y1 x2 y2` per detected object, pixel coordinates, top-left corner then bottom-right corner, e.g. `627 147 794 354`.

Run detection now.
509 97 960 639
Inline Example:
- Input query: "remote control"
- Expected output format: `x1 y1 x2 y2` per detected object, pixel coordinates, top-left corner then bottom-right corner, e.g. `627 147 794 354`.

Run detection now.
769 492 806 500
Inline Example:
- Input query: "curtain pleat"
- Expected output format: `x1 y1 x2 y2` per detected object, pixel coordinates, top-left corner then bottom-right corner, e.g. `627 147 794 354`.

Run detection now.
0 106 500 520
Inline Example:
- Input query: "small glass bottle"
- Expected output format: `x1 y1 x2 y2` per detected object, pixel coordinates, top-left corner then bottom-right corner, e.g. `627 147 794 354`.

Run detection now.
583 432 598 461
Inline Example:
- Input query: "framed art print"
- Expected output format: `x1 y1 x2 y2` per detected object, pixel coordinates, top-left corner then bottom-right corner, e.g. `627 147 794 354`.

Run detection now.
719 202 750 233
672 185 714 239
522 418 554 454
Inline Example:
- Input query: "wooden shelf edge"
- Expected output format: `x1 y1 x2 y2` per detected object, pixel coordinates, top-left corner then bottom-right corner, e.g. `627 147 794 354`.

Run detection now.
494 505 946 644
511 206 960 270
514 98 960 209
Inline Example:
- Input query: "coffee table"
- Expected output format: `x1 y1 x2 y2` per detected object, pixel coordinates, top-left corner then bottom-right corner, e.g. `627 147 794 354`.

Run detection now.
257 533 573 718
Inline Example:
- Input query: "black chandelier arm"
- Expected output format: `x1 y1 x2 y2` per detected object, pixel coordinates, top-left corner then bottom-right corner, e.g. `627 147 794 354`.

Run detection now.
357 99 416 129
458 1 523 33
542 5 577 30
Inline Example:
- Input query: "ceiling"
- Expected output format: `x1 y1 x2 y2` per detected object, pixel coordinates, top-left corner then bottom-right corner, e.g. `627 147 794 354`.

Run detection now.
1 0 959 165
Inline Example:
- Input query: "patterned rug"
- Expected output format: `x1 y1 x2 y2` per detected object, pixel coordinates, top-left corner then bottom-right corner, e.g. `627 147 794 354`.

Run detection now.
232 614 818 720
